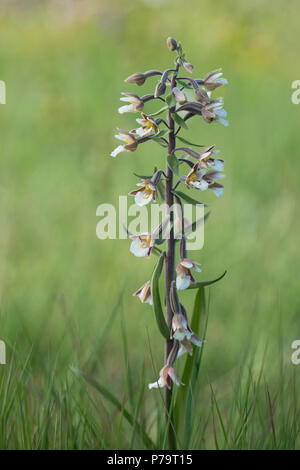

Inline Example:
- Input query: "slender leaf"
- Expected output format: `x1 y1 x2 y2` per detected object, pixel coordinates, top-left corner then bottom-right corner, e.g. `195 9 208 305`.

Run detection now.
210 383 228 446
149 105 168 117
151 137 168 147
166 93 176 107
172 189 204 206
134 172 152 179
172 112 188 129
177 79 192 89
187 270 227 289
150 253 169 339
177 135 204 148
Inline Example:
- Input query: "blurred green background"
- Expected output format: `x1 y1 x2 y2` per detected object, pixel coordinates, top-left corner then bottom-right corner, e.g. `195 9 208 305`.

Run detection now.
0 0 300 449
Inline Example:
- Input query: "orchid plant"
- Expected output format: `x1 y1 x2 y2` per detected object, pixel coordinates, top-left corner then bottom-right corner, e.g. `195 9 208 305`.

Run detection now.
110 37 228 447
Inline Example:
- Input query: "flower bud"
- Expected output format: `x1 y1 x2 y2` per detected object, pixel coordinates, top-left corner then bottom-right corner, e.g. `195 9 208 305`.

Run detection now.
170 280 181 315
166 37 177 51
172 87 187 104
194 88 210 105
154 80 167 98
125 73 146 86
182 60 194 74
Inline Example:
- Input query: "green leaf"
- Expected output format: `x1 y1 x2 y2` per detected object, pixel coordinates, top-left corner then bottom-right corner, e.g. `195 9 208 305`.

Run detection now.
165 93 176 107
187 270 227 289
177 79 192 89
150 253 169 339
155 129 168 138
157 181 165 201
174 288 206 435
172 112 188 129
149 105 168 117
172 189 204 206
133 172 152 179
151 137 168 147
177 135 204 148
167 154 179 175
70 367 156 449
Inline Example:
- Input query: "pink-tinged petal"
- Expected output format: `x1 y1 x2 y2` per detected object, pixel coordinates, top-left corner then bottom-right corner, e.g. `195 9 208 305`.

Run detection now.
130 239 149 257
180 259 194 269
176 273 191 290
129 188 142 196
147 246 154 257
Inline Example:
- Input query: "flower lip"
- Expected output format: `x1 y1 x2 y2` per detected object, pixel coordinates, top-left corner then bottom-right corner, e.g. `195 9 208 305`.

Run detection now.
135 113 160 137
148 364 183 390
129 179 158 206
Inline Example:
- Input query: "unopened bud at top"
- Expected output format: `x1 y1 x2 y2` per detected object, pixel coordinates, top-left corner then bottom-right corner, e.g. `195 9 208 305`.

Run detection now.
125 73 146 86
166 37 178 51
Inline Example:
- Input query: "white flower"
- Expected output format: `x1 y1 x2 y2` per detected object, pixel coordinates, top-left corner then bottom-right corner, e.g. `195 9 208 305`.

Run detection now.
148 364 183 390
129 180 157 206
130 234 155 257
171 313 204 356
118 93 144 114
203 170 225 197
135 113 160 137
110 130 138 157
176 258 201 290
185 162 209 191
198 145 225 172
133 281 152 305
204 68 228 91
202 102 229 127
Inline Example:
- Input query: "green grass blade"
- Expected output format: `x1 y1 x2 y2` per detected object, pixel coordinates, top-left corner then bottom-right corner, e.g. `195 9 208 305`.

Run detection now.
174 287 205 431
209 383 228 447
70 367 156 449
